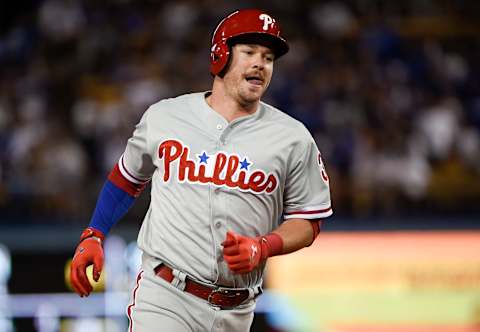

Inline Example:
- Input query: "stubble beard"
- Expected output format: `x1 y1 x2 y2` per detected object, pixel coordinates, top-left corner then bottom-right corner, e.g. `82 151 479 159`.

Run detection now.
236 81 265 107
224 70 267 108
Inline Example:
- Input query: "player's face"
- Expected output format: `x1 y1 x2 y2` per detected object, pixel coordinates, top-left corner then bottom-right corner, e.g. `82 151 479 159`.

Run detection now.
223 43 274 106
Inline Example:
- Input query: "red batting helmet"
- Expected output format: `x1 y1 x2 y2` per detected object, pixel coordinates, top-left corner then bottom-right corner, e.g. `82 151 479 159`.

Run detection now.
210 9 289 76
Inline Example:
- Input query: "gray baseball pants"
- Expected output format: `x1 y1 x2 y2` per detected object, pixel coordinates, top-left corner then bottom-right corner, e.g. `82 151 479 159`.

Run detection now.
126 255 256 332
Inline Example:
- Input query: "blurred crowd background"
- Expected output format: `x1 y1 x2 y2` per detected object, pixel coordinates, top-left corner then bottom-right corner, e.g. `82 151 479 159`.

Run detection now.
1 0 480 227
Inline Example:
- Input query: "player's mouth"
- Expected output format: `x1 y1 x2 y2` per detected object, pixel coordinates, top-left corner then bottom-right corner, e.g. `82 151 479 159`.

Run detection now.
245 74 264 86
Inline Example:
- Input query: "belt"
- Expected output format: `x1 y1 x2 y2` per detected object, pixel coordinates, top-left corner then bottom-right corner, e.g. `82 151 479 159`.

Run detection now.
154 264 250 309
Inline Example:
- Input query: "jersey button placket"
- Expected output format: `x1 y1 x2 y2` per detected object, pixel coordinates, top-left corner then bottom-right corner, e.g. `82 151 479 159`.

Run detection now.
219 125 231 147
215 124 224 148
210 181 225 267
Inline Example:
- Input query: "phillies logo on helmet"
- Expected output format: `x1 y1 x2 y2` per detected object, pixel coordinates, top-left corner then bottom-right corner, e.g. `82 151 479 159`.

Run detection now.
158 139 279 194
259 13 274 30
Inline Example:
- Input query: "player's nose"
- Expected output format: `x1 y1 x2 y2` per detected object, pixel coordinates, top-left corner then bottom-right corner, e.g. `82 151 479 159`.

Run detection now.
252 58 265 70
250 53 267 70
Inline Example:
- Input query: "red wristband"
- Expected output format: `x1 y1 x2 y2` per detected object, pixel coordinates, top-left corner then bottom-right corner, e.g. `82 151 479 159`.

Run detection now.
259 233 283 260
79 227 105 244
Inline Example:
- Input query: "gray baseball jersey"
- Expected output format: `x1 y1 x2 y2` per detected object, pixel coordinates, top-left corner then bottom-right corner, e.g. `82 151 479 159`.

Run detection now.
119 91 332 289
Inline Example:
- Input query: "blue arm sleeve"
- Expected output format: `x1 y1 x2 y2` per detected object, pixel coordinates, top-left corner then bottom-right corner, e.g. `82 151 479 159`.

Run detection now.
88 179 136 235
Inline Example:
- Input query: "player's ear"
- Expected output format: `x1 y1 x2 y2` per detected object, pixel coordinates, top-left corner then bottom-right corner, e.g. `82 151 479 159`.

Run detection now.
216 51 233 78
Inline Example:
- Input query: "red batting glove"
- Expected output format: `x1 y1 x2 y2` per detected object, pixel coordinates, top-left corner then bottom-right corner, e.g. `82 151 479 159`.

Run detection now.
222 231 283 274
222 231 264 274
70 227 105 297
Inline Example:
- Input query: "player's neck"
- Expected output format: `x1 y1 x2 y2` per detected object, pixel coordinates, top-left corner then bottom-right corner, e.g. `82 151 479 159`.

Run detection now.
207 83 259 123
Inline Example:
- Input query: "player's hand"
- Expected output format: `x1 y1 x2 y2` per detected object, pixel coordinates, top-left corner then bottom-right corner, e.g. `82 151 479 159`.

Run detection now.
70 228 105 297
221 231 266 274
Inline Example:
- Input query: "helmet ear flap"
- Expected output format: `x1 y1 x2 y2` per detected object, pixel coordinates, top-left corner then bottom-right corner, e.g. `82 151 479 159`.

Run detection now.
210 41 230 76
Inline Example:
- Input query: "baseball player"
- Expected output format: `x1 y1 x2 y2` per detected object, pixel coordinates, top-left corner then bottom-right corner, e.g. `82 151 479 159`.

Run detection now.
70 8 332 332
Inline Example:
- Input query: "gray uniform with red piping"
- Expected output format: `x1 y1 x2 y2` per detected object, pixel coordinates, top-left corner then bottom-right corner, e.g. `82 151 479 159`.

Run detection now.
120 91 332 331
